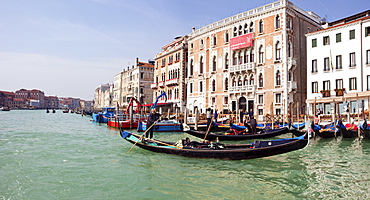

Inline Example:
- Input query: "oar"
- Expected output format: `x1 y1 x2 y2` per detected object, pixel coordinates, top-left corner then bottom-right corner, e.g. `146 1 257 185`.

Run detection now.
203 117 213 142
129 132 181 149
127 117 161 153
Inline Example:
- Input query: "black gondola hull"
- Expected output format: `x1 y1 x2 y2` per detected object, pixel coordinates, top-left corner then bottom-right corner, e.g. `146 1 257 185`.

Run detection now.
185 127 289 141
123 135 308 160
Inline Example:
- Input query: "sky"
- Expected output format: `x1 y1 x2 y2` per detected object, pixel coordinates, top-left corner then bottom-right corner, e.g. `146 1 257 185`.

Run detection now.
1 0 369 100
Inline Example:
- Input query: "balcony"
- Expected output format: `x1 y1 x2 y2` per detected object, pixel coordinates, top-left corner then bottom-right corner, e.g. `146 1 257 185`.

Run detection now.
320 90 331 97
287 57 297 71
246 85 255 93
158 81 165 88
335 88 345 96
246 62 256 71
151 83 158 89
165 78 179 86
287 81 297 93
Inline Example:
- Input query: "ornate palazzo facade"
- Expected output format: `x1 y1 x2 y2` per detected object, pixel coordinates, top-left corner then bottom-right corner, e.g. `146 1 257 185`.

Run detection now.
186 0 321 120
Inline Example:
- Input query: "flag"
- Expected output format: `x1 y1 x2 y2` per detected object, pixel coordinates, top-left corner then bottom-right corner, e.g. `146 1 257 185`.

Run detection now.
152 92 167 109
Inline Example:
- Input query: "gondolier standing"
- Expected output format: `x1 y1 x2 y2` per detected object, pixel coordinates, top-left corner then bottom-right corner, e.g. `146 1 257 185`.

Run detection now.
206 108 212 129
146 108 161 139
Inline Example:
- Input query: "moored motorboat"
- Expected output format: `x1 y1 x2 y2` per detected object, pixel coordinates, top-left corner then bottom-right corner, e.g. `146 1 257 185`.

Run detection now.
120 131 308 160
137 119 183 132
108 114 146 129
92 107 115 123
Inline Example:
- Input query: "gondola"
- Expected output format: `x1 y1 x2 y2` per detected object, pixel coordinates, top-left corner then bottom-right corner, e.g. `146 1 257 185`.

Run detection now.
183 125 289 141
120 131 309 160
336 120 358 138
359 119 370 139
317 122 340 138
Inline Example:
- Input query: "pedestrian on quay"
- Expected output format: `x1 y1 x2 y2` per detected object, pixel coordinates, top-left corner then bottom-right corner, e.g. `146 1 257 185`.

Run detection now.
146 108 161 139
249 116 257 134
239 109 245 124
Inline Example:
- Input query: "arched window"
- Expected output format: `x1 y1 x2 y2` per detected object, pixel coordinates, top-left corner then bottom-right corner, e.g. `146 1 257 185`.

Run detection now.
258 73 263 87
250 48 254 62
244 76 248 85
225 31 229 43
244 23 248 34
250 75 254 85
249 22 254 33
239 52 243 64
212 56 217 71
190 59 194 76
275 41 281 60
287 18 292 30
244 50 249 63
232 77 236 87
258 45 264 63
287 41 292 57
225 78 228 90
213 34 217 46
276 70 281 86
259 20 264 33
233 27 238 37
212 79 216 92
238 76 242 86
233 52 237 65
168 89 172 100
199 56 204 74
238 25 242 35
275 15 280 29
225 53 229 69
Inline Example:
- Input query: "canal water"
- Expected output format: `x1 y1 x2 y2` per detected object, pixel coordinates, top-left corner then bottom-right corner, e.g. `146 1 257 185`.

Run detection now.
1 110 370 199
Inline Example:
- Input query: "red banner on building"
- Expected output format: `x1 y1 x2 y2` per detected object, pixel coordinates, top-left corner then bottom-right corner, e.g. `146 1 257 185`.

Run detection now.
230 33 253 50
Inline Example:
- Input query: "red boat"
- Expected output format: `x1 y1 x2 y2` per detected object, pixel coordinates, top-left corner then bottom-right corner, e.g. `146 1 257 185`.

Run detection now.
108 98 145 129
108 114 146 129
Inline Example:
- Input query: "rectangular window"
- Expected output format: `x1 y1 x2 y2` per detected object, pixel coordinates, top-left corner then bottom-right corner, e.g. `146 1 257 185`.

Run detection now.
336 33 341 43
190 83 193 93
275 109 281 115
336 55 342 69
275 93 281 103
323 36 330 45
367 75 370 91
349 77 357 90
312 39 317 47
350 52 356 67
312 59 318 72
258 109 263 116
367 50 370 64
199 81 203 92
366 26 370 37
323 80 330 90
224 97 228 104
324 57 330 71
258 95 264 104
336 79 343 89
349 29 355 40
312 82 318 93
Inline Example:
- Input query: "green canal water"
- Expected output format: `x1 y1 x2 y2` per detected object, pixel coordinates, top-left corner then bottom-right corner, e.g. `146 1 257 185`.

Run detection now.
1 110 370 199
